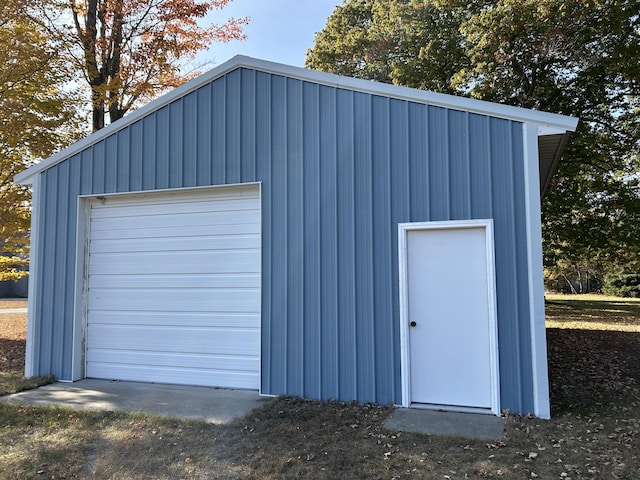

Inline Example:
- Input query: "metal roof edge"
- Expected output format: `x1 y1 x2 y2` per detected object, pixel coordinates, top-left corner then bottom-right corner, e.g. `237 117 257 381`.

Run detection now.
15 55 579 184
236 57 579 132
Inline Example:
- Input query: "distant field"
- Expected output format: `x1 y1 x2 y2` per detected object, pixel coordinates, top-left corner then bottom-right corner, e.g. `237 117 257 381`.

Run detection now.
546 292 640 331
0 299 27 310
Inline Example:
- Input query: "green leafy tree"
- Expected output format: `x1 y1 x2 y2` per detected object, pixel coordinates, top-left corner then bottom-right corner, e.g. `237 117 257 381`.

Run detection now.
305 0 392 82
0 0 83 281
307 0 640 290
603 260 640 298
306 0 471 93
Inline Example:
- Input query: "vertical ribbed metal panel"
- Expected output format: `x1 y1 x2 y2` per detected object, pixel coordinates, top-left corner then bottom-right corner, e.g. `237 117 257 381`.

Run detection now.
302 82 321 399
170 100 184 188
371 95 395 403
142 114 156 190
318 84 339 399
32 67 536 413
285 77 304 396
336 89 356 400
389 99 410 400
353 91 376 402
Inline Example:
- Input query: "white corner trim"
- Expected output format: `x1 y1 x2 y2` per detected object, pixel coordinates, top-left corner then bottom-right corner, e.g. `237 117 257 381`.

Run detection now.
398 224 411 408
397 219 501 414
523 123 551 419
24 175 40 378
257 182 263 396
15 55 578 185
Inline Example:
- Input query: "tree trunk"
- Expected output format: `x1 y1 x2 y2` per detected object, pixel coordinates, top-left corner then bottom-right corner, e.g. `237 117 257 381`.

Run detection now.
91 90 105 132
72 0 105 132
106 0 125 126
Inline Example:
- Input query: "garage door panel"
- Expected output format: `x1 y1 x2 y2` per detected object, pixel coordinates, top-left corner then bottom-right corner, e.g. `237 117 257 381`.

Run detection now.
87 325 259 356
90 234 260 254
91 222 259 242
86 364 259 389
92 189 258 214
88 288 260 312
88 311 259 328
87 350 258 373
88 273 260 290
85 185 261 389
92 198 255 220
88 250 261 275
91 209 260 232
94 195 257 220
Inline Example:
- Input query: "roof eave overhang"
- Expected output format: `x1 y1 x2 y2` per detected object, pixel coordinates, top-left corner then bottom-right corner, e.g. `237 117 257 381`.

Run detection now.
538 130 575 198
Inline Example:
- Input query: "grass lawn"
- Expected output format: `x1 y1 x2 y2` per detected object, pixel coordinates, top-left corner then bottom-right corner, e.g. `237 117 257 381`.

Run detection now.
1 295 640 479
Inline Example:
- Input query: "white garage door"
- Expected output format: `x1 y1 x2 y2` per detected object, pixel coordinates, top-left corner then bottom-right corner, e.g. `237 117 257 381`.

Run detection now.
85 185 261 389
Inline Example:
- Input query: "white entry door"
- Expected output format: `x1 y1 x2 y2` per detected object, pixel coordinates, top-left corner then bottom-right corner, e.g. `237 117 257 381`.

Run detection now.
399 220 500 414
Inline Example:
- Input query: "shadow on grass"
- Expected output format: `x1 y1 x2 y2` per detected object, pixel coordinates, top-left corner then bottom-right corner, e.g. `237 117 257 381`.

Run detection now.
0 406 225 479
547 328 640 415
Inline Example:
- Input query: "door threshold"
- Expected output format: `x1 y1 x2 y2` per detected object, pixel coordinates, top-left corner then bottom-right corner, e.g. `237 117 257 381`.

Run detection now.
410 402 497 416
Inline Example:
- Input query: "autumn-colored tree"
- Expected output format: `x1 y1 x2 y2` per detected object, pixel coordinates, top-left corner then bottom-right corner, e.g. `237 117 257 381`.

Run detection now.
50 0 248 131
0 0 83 281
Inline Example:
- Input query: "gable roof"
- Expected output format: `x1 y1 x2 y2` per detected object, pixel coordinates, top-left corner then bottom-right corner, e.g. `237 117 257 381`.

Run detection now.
15 55 578 194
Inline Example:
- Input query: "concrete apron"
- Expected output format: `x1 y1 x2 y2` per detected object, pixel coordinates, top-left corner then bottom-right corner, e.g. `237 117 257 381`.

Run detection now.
2 379 505 439
384 408 506 440
0 379 271 424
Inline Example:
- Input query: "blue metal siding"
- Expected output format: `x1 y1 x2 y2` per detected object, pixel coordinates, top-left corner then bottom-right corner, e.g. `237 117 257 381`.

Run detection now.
353 92 376 402
318 84 339 399
32 67 536 413
301 81 322 399
336 89 357 401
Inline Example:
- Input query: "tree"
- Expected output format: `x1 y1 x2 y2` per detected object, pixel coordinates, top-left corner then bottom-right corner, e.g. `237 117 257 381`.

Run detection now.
307 0 640 290
305 0 471 93
48 0 248 131
456 0 640 288
0 0 83 281
305 0 393 83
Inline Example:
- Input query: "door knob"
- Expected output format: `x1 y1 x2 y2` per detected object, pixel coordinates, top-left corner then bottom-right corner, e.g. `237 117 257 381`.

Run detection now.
410 321 417 327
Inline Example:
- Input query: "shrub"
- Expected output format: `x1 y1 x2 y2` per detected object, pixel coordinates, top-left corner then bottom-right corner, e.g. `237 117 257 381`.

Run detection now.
603 271 640 298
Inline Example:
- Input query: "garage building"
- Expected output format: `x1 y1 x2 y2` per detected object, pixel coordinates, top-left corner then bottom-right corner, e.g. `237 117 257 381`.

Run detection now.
16 56 578 418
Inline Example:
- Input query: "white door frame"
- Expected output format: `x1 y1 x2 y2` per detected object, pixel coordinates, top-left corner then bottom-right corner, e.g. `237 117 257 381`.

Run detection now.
398 219 500 414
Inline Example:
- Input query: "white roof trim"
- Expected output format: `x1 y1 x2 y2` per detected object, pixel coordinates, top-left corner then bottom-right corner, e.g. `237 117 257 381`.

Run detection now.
16 55 579 184
537 125 570 136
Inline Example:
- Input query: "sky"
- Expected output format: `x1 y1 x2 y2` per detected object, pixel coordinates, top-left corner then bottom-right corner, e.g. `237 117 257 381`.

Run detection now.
198 0 342 68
